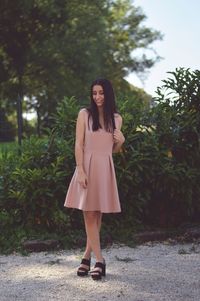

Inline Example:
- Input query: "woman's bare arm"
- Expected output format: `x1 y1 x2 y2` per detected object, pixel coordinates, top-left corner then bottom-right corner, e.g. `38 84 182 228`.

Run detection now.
112 115 125 153
75 109 88 188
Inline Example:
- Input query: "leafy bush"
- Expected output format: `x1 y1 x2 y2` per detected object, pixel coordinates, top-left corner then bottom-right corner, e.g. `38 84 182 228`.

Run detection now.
0 97 80 253
116 68 200 228
0 69 200 253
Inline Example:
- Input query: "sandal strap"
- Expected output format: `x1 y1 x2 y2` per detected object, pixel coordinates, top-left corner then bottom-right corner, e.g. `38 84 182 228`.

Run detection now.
95 262 104 269
81 258 91 266
90 270 101 276
78 267 88 272
90 268 101 275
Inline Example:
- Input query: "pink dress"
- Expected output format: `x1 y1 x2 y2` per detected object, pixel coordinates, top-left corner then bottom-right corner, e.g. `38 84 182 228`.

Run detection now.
64 109 121 213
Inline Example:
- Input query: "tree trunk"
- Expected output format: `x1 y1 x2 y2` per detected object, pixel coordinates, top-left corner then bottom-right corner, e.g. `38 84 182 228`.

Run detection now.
36 106 41 137
17 74 23 150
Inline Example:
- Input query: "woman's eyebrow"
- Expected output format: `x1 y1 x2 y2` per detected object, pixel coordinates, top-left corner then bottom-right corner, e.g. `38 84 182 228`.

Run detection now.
93 90 104 93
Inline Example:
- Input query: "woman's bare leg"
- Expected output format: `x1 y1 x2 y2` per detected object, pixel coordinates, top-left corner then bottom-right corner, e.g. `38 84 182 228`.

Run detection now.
82 212 102 259
83 211 103 262
78 212 102 272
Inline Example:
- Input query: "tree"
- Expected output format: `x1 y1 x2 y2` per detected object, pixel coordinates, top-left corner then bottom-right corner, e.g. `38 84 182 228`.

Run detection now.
0 107 16 142
102 0 162 84
0 0 161 135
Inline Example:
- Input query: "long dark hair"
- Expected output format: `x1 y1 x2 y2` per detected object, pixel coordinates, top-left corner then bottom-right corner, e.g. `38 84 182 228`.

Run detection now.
87 78 117 132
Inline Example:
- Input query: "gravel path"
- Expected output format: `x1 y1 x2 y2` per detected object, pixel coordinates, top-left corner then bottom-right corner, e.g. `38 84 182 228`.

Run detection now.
0 242 199 301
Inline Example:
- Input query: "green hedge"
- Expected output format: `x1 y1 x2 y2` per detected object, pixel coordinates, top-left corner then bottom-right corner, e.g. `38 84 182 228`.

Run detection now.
0 68 200 253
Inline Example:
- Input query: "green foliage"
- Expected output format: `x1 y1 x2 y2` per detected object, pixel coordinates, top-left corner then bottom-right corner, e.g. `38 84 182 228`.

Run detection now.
0 97 79 253
0 0 161 134
51 96 80 140
0 107 16 142
115 68 200 228
0 68 200 253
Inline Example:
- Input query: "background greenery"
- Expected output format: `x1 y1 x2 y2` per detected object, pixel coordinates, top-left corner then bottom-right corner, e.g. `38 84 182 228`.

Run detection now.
0 1 199 253
0 68 200 253
0 0 160 138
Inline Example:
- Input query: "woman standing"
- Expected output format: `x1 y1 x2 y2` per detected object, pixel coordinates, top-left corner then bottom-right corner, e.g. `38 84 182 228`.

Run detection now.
64 78 125 280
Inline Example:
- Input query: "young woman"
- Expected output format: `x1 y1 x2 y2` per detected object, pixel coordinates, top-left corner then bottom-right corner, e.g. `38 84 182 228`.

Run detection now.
64 78 125 280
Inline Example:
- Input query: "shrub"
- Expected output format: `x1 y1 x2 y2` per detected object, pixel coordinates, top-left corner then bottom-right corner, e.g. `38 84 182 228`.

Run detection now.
0 69 200 253
119 68 200 227
0 97 80 252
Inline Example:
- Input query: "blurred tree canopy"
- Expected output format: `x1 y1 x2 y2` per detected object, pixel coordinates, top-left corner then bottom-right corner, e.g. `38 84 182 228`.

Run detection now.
0 0 162 134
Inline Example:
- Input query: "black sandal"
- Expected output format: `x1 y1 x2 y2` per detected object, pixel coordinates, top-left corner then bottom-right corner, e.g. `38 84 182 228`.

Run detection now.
90 261 106 280
77 258 91 277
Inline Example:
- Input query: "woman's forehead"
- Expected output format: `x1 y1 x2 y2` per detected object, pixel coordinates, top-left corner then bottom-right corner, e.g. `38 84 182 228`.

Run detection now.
92 85 103 91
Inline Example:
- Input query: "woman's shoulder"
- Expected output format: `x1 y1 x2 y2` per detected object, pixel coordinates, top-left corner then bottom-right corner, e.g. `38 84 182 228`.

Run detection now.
78 108 89 116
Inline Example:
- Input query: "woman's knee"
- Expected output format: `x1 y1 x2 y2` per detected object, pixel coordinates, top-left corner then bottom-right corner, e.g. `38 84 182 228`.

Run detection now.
84 211 99 225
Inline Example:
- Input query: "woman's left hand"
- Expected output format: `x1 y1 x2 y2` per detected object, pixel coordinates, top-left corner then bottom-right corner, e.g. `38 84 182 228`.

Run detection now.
113 129 125 145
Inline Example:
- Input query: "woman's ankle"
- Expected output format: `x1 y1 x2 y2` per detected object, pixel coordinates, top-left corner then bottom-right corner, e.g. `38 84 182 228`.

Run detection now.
96 256 104 263
83 252 91 260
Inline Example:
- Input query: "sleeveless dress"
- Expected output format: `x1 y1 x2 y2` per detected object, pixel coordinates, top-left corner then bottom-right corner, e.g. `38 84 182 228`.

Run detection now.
64 108 121 213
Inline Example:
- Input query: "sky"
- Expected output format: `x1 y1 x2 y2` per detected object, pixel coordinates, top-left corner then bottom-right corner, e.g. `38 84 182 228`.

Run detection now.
126 0 200 96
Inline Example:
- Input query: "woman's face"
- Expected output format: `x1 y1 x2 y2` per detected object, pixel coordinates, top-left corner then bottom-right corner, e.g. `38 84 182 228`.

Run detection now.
92 85 105 107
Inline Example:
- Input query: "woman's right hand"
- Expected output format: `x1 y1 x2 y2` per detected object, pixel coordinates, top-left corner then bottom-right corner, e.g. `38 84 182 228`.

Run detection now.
77 169 88 189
